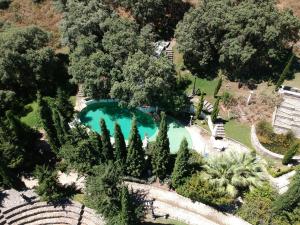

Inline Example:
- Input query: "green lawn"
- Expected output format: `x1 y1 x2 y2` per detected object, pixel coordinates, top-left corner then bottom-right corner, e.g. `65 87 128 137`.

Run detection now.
284 72 300 89
21 96 76 129
224 120 253 150
21 101 41 128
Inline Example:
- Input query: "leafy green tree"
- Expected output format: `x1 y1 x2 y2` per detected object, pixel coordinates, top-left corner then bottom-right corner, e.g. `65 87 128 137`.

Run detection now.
111 51 186 111
195 93 204 120
102 18 155 68
273 168 300 213
152 112 170 180
69 41 114 99
34 165 64 202
214 78 222 97
0 26 58 101
116 0 189 38
276 54 295 90
61 0 111 47
126 117 145 177
100 119 114 160
282 143 299 165
211 98 220 123
175 0 300 79
37 94 60 153
204 152 265 197
171 138 190 188
114 123 127 164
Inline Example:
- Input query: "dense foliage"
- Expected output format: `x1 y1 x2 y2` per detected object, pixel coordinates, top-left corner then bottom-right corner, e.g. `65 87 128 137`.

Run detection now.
175 0 300 80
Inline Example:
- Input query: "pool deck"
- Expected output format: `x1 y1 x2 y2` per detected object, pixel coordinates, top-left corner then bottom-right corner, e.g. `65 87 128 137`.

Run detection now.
185 125 206 154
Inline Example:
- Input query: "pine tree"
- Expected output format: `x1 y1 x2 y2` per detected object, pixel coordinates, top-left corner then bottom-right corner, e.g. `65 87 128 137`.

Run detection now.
114 123 127 164
152 112 170 180
171 138 190 188
214 78 222 97
276 54 294 91
37 93 60 153
100 119 113 161
273 168 300 213
211 98 220 123
126 117 145 177
195 93 204 120
88 131 103 165
282 143 299 165
56 87 74 121
119 186 131 225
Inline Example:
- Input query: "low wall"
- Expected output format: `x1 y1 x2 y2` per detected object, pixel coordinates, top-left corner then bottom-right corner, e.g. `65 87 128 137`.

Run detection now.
85 99 118 105
250 125 300 162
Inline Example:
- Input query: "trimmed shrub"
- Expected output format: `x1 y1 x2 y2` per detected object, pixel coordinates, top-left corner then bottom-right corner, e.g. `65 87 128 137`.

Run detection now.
214 78 222 97
282 143 300 165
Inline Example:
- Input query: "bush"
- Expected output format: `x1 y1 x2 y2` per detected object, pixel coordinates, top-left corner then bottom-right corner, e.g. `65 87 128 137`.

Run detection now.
222 91 235 107
0 0 11 9
177 173 234 207
237 185 288 225
282 143 300 165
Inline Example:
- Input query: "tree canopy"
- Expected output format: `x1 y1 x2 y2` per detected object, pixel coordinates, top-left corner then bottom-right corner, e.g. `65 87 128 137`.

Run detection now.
175 0 300 80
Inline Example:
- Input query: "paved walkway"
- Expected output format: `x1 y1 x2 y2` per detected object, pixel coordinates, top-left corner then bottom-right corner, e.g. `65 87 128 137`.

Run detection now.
185 125 206 154
269 170 296 194
127 182 251 225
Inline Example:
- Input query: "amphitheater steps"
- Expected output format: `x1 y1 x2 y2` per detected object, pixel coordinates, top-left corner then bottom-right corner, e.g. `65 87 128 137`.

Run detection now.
1 200 104 225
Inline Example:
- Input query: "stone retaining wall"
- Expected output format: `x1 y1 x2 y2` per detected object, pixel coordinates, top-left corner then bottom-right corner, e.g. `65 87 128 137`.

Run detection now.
250 125 300 162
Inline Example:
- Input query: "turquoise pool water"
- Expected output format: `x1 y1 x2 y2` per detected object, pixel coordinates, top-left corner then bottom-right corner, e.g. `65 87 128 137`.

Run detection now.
79 102 192 153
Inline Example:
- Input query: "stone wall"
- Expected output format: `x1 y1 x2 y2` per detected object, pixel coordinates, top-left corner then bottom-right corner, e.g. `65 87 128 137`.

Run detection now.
251 125 300 162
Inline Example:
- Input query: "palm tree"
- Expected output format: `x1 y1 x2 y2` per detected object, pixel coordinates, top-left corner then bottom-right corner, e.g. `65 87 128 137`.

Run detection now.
203 152 265 197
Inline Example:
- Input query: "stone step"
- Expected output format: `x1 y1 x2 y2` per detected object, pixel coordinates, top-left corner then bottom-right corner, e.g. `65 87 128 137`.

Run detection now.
19 216 78 225
6 206 81 224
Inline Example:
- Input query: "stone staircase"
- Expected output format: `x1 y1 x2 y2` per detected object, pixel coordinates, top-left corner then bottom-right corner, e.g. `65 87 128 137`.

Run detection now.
0 200 104 225
77 84 85 98
273 90 300 138
165 49 174 62
203 100 213 113
214 122 225 139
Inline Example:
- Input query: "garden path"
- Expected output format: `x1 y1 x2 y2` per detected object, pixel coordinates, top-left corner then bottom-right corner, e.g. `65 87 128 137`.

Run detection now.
127 182 251 225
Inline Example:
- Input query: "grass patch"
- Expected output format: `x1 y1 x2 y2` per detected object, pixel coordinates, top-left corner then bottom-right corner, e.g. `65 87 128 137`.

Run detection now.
72 193 85 204
21 101 41 128
284 72 300 89
69 95 76 107
224 120 253 149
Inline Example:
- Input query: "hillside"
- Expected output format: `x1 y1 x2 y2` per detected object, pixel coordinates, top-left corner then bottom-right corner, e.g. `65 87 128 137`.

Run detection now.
278 0 300 17
0 0 62 48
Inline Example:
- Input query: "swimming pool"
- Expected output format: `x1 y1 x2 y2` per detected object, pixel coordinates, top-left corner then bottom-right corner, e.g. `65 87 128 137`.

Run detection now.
79 102 192 153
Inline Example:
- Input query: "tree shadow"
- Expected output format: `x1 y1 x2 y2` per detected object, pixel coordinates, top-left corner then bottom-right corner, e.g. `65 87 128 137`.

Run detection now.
0 192 8 207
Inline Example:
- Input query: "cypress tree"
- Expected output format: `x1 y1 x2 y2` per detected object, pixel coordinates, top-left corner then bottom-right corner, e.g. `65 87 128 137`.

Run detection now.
88 132 103 165
114 123 127 163
37 93 60 153
282 143 299 165
211 98 220 123
171 138 190 188
100 119 113 161
214 78 222 97
276 54 294 91
56 87 74 121
52 108 66 146
273 168 300 213
195 93 204 120
126 116 145 177
119 186 132 225
152 112 170 180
